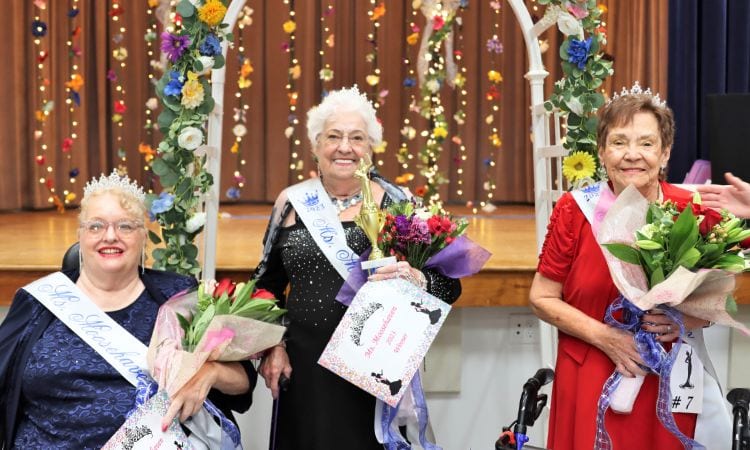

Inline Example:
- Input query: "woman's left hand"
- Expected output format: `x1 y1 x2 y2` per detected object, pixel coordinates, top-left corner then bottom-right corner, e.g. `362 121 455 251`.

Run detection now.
369 260 426 289
641 309 712 343
161 361 219 431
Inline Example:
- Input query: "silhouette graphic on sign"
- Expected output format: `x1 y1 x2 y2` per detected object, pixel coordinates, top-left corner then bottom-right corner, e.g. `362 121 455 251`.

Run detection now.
679 347 695 389
371 370 403 396
410 301 442 325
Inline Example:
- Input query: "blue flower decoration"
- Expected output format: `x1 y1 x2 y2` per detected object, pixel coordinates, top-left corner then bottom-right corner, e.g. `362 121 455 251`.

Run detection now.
287 114 297 124
403 77 416 88
459 0 469 7
31 20 48 37
567 37 592 70
69 168 80 178
199 33 222 57
483 158 493 166
163 71 184 97
68 8 79 18
149 192 175 220
69 91 80 107
226 187 241 200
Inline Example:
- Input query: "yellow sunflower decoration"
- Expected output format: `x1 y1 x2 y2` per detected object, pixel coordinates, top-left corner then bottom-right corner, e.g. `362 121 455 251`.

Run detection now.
562 151 596 183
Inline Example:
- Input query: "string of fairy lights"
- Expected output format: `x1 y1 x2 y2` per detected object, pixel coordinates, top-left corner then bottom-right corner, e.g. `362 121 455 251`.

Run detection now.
61 0 82 206
318 3 335 98
23 1 526 211
282 0 304 183
451 2 468 204
109 1 128 174
366 1 387 167
395 2 420 186
225 5 255 201
31 3 63 211
139 0 162 193
479 0 502 213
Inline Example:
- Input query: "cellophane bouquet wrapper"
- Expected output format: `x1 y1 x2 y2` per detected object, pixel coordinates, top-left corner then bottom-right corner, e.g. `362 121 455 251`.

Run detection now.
147 289 286 396
597 185 749 413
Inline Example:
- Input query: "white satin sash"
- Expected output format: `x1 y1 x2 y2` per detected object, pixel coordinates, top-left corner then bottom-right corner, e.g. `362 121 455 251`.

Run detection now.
23 271 147 386
287 177 360 281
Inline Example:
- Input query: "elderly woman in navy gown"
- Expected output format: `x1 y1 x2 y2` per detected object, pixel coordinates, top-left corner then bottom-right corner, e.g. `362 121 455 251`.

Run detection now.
0 171 256 449
254 86 462 449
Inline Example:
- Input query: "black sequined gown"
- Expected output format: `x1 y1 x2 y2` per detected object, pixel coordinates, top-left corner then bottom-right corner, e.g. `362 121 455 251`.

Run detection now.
255 198 461 450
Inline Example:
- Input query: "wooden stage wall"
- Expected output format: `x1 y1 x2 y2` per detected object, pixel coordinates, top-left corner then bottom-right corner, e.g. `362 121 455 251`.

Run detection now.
1 204 748 307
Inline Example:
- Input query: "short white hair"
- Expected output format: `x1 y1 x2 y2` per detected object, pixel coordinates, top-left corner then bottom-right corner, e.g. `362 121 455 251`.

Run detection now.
306 86 382 147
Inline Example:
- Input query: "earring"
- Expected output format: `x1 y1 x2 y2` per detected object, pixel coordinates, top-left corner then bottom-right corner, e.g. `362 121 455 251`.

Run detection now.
141 248 146 274
312 155 319 164
78 251 83 270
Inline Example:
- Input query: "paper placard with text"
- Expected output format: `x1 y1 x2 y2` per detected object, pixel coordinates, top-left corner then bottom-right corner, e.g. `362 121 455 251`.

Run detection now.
318 278 450 406
102 390 193 450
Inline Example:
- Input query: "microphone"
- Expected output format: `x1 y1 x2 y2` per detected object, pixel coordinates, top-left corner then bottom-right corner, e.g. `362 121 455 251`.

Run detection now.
728 388 750 412
727 388 750 450
513 369 554 450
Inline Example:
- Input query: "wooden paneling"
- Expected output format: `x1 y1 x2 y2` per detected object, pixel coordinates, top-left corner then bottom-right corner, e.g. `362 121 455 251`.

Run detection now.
2 205 749 308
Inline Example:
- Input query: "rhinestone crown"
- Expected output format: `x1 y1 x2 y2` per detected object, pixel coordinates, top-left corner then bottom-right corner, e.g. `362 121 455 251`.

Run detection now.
83 170 146 202
608 81 667 108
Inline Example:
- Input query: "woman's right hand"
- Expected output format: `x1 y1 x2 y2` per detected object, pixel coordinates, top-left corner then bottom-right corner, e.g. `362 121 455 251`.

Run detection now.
259 345 292 399
595 326 648 378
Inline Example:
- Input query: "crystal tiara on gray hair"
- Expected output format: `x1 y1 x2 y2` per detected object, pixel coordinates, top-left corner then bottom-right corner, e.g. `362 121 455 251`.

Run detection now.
83 169 146 202
608 81 667 108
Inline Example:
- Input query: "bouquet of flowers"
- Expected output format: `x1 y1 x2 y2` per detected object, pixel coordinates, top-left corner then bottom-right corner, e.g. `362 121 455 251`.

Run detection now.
336 200 491 304
594 185 750 448
148 278 286 397
377 201 469 269
600 187 750 322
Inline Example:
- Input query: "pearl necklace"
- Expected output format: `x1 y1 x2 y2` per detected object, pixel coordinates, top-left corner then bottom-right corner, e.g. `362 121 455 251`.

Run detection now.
330 191 363 212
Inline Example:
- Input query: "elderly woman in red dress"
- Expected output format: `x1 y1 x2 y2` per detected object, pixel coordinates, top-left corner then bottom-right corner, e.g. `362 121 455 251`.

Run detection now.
529 86 730 450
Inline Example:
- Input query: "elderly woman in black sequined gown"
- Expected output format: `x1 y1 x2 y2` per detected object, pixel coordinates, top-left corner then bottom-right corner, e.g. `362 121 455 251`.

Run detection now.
253 87 461 450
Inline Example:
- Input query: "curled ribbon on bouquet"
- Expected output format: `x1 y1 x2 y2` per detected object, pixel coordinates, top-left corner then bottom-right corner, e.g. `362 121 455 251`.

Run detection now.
593 296 705 450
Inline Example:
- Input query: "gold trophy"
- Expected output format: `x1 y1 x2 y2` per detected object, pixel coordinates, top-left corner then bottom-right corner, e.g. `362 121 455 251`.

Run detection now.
353 155 397 272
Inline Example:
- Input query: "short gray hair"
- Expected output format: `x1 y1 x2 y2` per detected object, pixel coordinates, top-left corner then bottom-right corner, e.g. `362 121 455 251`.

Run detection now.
306 86 382 147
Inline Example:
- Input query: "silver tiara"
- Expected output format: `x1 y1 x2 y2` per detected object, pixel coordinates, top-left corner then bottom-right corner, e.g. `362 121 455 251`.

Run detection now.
83 170 146 202
608 81 667 108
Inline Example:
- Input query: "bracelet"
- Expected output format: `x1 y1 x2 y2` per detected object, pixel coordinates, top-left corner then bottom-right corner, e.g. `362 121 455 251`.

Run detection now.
400 268 427 290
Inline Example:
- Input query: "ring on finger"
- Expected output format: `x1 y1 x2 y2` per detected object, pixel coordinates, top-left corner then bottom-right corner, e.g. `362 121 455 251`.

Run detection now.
666 324 672 334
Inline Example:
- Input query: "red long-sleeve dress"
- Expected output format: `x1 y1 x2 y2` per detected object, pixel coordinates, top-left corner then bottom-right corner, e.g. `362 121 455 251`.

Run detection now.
537 182 697 450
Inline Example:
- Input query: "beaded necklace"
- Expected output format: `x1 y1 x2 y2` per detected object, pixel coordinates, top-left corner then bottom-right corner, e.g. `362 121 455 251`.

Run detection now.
330 192 363 212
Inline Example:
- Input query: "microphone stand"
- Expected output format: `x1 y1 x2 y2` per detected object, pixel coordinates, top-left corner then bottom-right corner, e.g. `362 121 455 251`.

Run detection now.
496 368 554 450
728 388 750 450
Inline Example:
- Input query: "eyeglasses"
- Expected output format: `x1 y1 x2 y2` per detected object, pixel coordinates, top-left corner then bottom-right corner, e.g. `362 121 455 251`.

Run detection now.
80 219 143 237
321 131 369 149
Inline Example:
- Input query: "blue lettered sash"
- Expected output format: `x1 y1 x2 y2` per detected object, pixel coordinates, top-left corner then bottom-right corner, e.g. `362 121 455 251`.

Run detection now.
23 271 147 386
287 178 360 280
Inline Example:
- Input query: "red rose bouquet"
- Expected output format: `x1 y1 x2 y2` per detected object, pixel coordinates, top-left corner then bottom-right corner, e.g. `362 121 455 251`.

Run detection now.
377 201 469 269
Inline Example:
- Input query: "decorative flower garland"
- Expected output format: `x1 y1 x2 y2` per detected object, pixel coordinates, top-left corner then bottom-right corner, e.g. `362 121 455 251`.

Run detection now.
282 0 304 182
225 5 254 201
149 0 231 275
537 0 612 186
110 1 129 174
415 1 461 206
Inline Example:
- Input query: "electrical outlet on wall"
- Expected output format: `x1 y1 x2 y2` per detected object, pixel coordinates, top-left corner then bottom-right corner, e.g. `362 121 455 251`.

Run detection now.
509 313 538 344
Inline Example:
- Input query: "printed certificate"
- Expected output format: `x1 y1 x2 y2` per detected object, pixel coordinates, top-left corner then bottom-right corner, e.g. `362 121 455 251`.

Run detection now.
319 278 450 406
102 391 193 450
